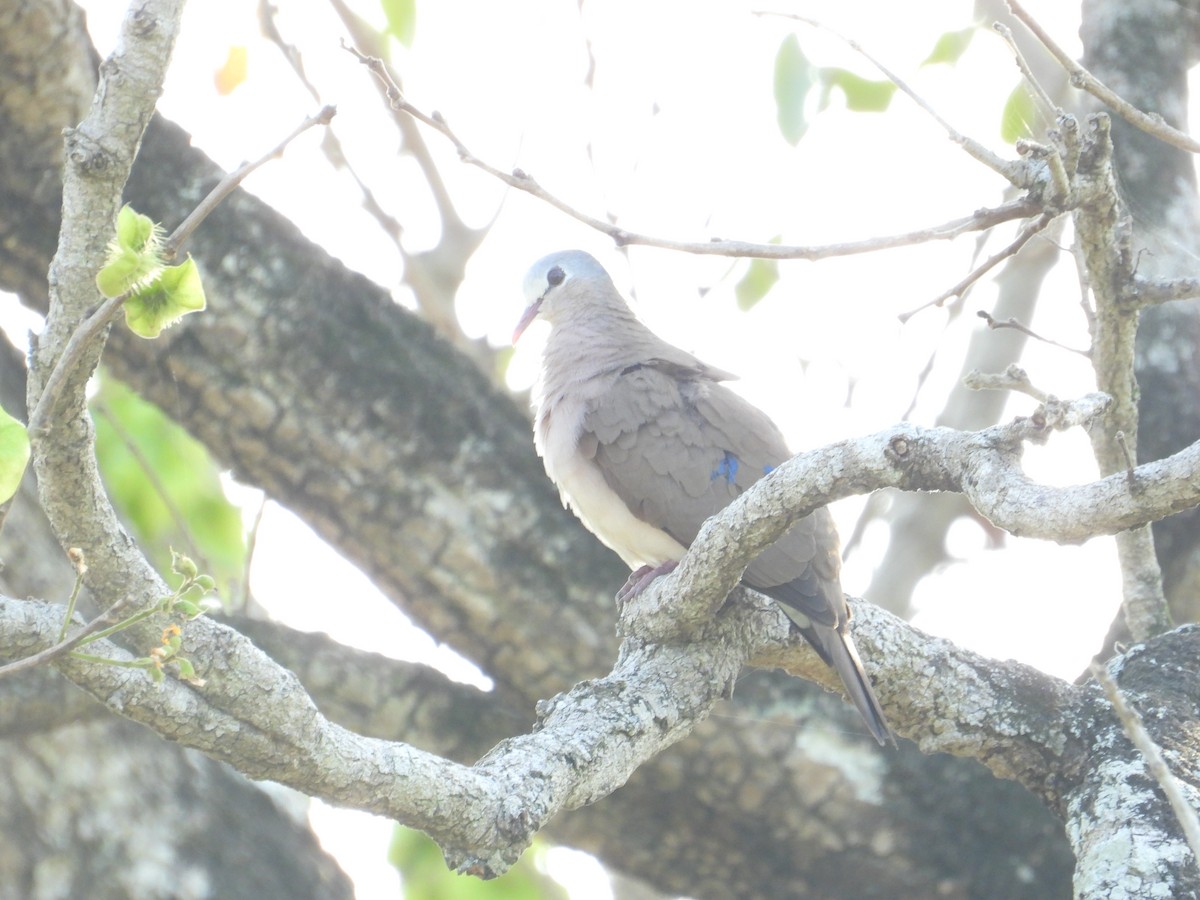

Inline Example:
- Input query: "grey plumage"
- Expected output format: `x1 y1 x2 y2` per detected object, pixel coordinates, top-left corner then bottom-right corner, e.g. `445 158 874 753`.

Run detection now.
516 250 891 745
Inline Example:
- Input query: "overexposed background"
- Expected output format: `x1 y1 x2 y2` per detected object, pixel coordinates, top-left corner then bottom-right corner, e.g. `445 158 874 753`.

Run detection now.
4 1 1123 896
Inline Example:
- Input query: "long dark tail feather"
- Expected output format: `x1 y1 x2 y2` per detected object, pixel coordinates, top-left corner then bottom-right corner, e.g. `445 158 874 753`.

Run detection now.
808 623 893 746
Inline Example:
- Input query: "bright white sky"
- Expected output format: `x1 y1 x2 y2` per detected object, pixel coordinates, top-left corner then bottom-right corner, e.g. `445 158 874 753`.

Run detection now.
5 0 1145 897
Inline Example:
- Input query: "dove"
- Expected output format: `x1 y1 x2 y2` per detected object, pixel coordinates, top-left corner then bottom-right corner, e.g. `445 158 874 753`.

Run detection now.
514 250 891 745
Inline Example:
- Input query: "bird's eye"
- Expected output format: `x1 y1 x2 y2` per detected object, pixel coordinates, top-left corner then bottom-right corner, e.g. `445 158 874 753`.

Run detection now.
547 265 565 287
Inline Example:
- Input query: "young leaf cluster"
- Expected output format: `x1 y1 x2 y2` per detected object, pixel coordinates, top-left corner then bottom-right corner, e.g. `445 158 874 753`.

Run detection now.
95 205 207 339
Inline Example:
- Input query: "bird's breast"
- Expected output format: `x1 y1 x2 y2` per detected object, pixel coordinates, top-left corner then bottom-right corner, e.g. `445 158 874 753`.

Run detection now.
536 394 685 569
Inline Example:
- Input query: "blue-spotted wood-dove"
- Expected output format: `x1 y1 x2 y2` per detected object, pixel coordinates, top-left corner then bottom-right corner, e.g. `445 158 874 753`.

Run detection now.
514 250 891 745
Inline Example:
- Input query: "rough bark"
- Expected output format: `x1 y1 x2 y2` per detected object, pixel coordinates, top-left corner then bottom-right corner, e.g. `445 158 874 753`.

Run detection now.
0 8 353 897
1081 0 1200 631
7 1 1200 898
0 717 353 900
0 80 1076 900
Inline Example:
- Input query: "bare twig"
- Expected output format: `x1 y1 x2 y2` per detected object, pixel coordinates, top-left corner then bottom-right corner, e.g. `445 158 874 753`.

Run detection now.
1114 431 1137 487
900 213 1058 321
348 43 1041 261
1115 529 1173 642
26 292 128 437
256 0 321 104
164 104 337 259
57 548 87 641
257 0 407 245
1063 113 1172 642
1007 0 1200 154
1092 663 1200 862
976 310 1090 357
992 22 1058 120
1016 137 1071 204
0 594 134 679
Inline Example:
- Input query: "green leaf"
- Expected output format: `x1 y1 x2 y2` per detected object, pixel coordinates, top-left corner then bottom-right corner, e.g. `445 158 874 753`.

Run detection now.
818 67 896 112
115 204 158 253
92 378 246 595
1000 83 1037 143
123 256 207 339
388 827 568 900
774 34 815 145
96 205 164 298
96 252 146 299
381 0 416 47
0 403 30 504
922 27 976 66
735 255 780 311
172 549 199 579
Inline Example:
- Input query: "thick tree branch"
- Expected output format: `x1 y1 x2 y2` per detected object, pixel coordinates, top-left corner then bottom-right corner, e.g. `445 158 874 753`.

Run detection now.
0 3 1089 896
26 0 187 649
1092 662 1200 859
1068 113 1173 640
7 5 1197 895
1068 628 1200 896
6 391 1200 872
624 394 1198 650
0 590 763 875
1078 0 1200 658
228 615 527 757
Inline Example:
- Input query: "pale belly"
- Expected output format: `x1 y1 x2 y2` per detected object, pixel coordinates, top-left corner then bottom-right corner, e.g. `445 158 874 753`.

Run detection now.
537 394 686 570
554 451 687 569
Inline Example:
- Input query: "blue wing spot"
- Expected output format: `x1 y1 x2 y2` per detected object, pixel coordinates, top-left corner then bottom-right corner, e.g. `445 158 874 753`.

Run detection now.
712 452 740 484
762 464 775 475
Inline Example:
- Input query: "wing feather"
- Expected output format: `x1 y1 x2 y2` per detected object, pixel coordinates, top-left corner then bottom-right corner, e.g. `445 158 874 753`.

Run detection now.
578 360 843 627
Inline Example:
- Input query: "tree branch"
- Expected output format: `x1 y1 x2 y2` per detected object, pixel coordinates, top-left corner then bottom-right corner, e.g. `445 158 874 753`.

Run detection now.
1132 275 1200 306
622 393 1198 653
1068 113 1173 640
1092 661 1200 860
24 0 190 697
346 44 1042 261
1007 0 1200 154
5 391 1199 873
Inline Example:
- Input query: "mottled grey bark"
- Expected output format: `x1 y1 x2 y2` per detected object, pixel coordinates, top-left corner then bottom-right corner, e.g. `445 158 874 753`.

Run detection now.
11 0 1200 898
1082 0 1200 632
0 717 353 900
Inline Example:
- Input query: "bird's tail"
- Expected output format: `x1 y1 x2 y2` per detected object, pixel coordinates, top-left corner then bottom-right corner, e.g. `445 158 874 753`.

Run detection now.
809 622 893 746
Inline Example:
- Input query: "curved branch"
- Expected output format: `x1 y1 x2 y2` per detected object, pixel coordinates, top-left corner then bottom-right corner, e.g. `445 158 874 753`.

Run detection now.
9 392 1200 872
624 392 1198 650
347 45 1042 261
0 591 762 875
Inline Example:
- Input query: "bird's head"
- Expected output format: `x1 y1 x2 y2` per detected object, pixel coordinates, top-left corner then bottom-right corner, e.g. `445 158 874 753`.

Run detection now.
513 250 620 343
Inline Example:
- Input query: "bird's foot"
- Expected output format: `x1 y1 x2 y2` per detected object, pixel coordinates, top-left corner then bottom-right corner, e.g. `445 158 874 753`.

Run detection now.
615 561 680 606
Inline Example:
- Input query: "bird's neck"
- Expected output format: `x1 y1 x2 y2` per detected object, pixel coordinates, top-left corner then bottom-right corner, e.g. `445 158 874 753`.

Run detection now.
543 310 655 378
